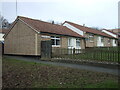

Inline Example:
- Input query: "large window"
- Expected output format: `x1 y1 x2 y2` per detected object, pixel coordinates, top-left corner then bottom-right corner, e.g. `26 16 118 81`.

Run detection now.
51 36 60 46
76 39 80 47
89 34 94 42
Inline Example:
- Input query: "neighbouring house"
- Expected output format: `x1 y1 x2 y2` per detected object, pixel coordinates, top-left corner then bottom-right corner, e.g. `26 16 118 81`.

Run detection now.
63 21 118 47
0 28 8 54
0 28 8 42
111 29 120 46
4 16 85 56
102 29 118 46
112 29 120 34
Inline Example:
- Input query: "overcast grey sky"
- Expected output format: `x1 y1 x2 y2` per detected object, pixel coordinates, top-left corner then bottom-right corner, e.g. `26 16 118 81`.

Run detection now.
1 0 119 29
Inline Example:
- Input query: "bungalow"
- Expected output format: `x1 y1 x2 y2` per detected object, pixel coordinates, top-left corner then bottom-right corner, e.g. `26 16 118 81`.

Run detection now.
4 16 85 56
102 29 118 46
111 29 120 46
0 28 8 42
63 21 117 47
112 29 120 34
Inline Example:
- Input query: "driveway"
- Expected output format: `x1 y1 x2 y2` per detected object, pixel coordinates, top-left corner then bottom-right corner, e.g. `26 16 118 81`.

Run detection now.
3 55 119 75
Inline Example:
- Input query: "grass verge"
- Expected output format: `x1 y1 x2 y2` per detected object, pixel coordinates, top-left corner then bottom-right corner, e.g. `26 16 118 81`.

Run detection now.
2 56 119 88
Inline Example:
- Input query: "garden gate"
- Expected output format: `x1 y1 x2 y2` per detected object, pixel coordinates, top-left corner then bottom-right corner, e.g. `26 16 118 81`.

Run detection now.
41 40 52 59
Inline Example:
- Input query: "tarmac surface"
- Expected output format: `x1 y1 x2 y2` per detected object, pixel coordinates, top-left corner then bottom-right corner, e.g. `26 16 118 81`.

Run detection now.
3 55 119 76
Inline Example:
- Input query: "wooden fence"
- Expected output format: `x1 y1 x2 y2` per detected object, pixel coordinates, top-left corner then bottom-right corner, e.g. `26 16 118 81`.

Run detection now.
52 47 120 62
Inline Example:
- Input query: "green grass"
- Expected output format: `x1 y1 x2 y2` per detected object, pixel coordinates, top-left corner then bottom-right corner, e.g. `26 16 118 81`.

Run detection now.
85 80 118 88
2 56 119 88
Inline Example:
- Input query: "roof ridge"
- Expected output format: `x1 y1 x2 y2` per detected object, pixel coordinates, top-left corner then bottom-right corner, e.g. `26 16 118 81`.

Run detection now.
65 21 101 31
16 16 84 38
18 16 63 27
64 21 116 38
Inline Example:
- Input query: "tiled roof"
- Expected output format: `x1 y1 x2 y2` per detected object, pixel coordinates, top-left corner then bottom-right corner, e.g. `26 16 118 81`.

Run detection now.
18 16 84 38
111 29 120 33
102 29 118 35
64 21 115 38
112 29 120 31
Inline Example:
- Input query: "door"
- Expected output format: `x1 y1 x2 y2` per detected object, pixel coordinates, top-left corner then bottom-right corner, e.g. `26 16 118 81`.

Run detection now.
41 40 52 59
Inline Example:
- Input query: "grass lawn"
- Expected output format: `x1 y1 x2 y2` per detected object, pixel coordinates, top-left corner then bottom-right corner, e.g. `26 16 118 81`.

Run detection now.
2 56 119 88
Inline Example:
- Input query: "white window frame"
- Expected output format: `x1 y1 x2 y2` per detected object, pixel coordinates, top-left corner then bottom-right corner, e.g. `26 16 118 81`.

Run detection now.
76 38 80 47
115 40 117 44
68 38 72 47
51 36 60 47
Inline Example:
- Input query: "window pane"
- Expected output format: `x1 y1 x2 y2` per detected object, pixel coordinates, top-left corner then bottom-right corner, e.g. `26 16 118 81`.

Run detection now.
51 36 54 38
76 39 80 46
68 38 72 46
56 39 60 45
56 37 60 38
51 39 55 45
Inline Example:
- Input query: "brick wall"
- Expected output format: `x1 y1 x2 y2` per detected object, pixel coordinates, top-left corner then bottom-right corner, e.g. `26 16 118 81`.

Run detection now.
84 33 95 47
80 39 85 49
61 36 68 48
4 20 37 55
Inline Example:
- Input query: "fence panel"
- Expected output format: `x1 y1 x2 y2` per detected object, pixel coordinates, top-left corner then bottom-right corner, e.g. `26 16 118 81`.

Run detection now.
52 47 119 62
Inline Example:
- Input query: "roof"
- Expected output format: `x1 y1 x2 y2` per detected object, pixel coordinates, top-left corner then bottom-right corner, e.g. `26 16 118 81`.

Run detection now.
0 28 9 34
102 29 118 35
64 21 115 38
112 29 120 31
111 29 120 33
4 16 84 38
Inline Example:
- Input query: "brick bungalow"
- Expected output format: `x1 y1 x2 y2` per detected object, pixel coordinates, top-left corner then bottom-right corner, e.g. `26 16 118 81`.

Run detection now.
112 29 120 34
4 16 85 56
63 21 118 47
102 29 118 46
111 29 120 46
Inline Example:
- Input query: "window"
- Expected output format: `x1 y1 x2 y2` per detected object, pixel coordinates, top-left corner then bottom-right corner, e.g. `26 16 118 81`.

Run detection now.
115 40 117 44
89 34 94 42
101 37 104 43
68 38 72 46
51 36 60 46
76 39 80 47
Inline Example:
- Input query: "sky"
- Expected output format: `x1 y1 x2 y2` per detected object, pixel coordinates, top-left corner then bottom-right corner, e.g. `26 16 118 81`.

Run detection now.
0 0 120 29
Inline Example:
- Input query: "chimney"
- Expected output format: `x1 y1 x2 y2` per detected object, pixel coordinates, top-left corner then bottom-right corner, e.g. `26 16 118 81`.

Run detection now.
83 24 85 26
52 21 54 24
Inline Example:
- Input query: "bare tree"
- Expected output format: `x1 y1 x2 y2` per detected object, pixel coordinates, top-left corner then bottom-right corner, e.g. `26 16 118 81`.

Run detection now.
90 27 101 30
0 15 3 28
47 20 62 25
0 15 10 29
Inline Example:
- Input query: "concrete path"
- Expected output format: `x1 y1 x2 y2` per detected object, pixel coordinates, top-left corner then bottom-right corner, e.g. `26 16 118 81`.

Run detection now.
4 55 119 75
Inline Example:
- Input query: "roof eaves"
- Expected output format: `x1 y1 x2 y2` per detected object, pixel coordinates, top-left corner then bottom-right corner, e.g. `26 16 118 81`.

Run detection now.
40 32 85 39
3 18 19 39
66 21 117 38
